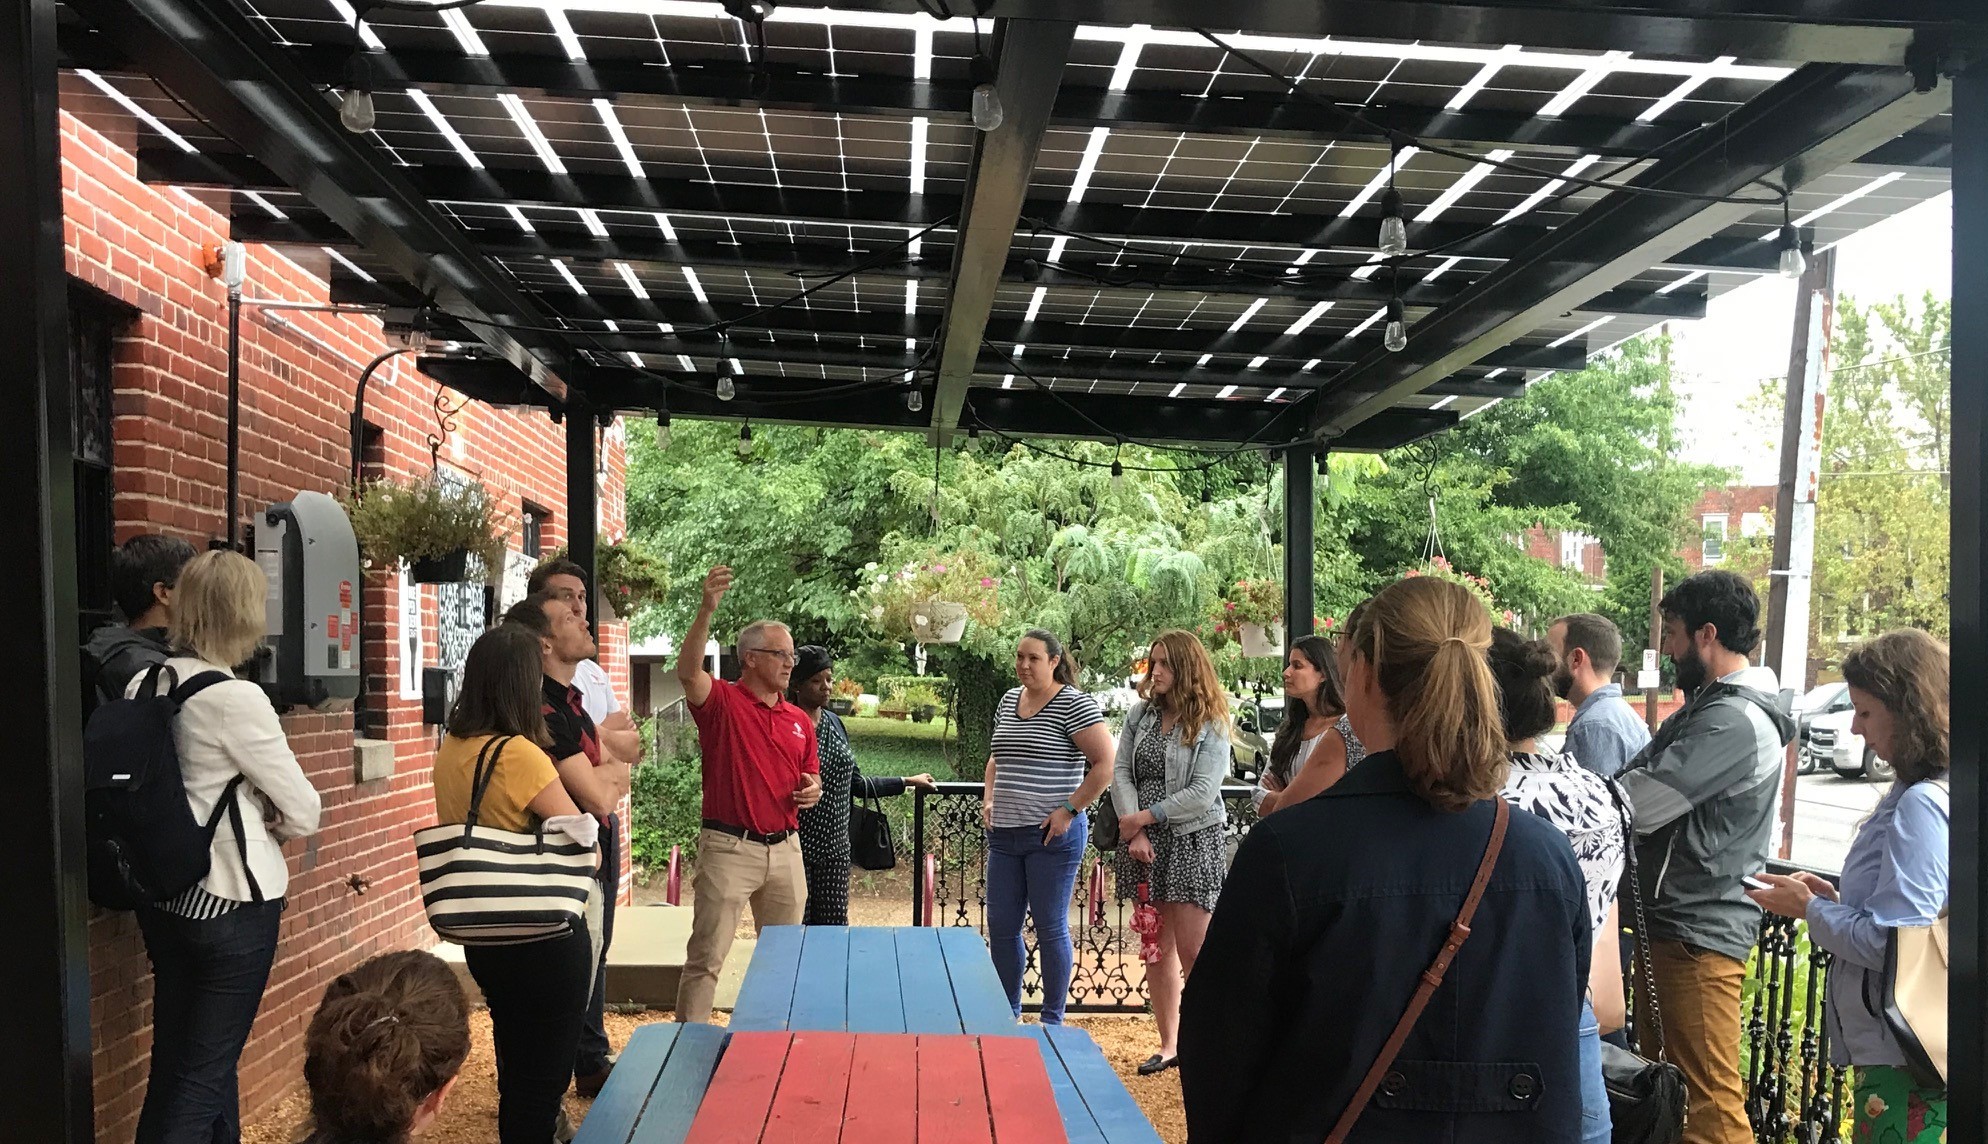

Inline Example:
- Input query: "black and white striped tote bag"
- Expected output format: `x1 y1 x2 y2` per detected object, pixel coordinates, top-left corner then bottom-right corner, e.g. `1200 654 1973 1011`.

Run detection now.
414 735 598 945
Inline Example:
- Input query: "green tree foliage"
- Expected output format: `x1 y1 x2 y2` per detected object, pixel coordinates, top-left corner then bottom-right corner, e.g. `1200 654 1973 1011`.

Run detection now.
1746 294 1951 655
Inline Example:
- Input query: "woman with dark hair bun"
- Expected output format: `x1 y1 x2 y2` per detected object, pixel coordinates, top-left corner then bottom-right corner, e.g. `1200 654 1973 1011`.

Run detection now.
1487 627 1624 1144
300 950 470 1144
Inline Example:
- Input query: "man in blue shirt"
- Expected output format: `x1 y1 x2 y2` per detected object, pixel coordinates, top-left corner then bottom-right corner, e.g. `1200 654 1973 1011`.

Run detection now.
1548 612 1651 777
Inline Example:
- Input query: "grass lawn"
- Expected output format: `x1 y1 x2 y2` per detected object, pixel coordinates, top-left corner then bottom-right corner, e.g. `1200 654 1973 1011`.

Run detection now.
844 714 961 781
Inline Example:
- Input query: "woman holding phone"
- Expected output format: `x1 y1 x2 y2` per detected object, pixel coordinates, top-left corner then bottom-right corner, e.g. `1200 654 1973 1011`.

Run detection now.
982 629 1114 1025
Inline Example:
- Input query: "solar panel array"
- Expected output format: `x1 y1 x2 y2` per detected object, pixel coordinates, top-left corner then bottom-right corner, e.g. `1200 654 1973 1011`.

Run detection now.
56 0 1952 433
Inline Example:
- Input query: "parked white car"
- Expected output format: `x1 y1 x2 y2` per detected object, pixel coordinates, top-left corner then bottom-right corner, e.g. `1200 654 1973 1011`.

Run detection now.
1806 707 1895 781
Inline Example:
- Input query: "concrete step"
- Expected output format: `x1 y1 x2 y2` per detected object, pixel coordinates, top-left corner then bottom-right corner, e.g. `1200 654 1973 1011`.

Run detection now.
432 905 753 1014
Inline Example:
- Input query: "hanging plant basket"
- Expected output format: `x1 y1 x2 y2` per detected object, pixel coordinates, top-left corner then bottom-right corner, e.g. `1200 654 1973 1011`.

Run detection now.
1240 621 1285 659
911 600 969 644
410 548 472 584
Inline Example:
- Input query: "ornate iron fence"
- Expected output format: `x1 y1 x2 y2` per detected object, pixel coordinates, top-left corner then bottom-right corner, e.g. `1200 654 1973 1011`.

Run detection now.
909 783 1853 1142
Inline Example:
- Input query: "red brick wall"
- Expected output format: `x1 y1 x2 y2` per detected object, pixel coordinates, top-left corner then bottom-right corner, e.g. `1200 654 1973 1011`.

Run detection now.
59 103 631 1142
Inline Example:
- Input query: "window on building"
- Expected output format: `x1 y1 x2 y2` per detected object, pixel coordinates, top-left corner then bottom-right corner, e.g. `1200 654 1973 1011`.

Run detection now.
1702 514 1729 565
70 284 133 639
522 503 548 558
1741 512 1769 539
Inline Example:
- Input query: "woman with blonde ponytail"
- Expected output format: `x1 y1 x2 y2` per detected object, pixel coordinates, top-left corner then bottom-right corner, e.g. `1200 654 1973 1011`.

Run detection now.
1180 577 1592 1144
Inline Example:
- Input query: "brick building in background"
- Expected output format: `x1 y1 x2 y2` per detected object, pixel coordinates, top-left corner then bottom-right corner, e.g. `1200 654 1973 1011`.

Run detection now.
60 95 631 1143
1523 483 1779 586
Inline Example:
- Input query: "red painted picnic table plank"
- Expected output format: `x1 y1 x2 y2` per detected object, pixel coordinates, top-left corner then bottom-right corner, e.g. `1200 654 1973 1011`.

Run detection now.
681 1031 1069 1144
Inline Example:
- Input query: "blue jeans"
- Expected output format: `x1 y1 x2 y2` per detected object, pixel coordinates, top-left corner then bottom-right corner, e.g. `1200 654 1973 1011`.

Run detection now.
136 900 284 1144
986 819 1087 1024
1579 997 1612 1144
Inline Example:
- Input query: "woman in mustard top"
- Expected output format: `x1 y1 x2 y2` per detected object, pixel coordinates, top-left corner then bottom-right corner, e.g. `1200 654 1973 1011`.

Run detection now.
432 624 589 1144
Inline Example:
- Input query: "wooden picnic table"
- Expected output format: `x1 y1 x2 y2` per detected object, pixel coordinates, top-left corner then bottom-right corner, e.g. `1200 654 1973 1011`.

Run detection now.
730 925 1021 1035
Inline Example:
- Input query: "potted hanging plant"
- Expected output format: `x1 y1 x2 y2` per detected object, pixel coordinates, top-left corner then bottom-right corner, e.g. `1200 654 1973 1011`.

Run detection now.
829 677 862 716
342 475 508 584
855 549 1002 646
1211 578 1285 658
549 538 671 622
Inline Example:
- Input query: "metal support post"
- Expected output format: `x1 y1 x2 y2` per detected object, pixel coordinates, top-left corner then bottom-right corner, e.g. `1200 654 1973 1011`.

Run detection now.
1283 446 1316 643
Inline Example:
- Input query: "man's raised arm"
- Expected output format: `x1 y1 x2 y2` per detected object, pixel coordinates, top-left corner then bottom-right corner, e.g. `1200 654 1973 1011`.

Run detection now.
676 565 730 707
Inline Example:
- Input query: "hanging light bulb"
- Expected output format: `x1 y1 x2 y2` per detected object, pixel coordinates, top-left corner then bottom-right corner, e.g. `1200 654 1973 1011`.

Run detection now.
1777 223 1807 279
716 373 736 401
736 421 752 457
1384 297 1408 353
1110 459 1125 493
1377 186 1407 256
339 53 376 134
905 387 924 413
970 54 1003 132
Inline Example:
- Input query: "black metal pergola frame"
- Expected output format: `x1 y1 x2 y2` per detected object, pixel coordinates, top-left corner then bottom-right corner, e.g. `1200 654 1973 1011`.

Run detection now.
6 2 1987 1141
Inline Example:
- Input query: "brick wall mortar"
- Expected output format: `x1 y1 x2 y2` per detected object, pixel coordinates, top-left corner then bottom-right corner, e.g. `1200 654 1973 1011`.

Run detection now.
61 108 634 1143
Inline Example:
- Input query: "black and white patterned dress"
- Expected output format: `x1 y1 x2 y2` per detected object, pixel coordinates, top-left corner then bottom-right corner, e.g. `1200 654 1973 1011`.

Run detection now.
1500 749 1624 938
797 710 906 926
1118 724 1226 913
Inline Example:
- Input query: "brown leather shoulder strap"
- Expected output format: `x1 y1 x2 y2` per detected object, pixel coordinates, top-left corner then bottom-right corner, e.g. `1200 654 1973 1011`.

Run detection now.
1325 797 1510 1144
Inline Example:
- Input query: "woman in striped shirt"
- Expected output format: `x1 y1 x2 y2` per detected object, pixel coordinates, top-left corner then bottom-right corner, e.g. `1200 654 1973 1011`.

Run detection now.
983 628 1115 1024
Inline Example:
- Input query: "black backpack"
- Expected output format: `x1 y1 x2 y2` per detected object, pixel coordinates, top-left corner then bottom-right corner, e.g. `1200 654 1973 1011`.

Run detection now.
84 663 255 910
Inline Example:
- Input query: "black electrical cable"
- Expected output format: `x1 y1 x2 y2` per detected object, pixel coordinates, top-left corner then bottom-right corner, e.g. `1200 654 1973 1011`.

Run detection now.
1194 27 1788 209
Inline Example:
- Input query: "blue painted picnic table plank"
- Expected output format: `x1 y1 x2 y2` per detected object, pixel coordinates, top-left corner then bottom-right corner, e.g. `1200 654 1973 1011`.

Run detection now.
935 926 1024 1036
1025 1026 1107 1144
1041 1025 1164 1144
572 1022 727 1144
844 926 907 1033
893 927 964 1035
789 925 851 1030
728 926 805 1032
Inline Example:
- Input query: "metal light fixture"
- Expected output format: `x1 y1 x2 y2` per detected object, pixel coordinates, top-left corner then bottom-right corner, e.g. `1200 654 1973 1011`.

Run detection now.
1384 296 1408 353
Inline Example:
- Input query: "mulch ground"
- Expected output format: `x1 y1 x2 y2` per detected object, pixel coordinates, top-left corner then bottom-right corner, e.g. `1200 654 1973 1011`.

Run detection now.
241 1008 1184 1144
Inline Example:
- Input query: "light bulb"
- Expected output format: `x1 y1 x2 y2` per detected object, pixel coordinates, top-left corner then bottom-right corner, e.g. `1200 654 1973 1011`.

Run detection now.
1384 297 1408 353
1377 187 1407 256
736 422 752 457
339 87 375 134
972 83 1004 132
1110 460 1125 493
716 374 736 401
905 388 924 413
1777 224 1807 279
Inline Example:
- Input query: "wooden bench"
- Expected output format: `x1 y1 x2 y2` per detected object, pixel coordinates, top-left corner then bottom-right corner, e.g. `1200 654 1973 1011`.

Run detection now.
682 1030 1070 1144
730 925 1022 1036
571 1021 728 1144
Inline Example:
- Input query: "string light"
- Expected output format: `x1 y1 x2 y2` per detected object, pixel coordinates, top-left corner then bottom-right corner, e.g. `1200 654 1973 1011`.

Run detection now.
1377 146 1407 256
1777 201 1807 279
736 421 752 457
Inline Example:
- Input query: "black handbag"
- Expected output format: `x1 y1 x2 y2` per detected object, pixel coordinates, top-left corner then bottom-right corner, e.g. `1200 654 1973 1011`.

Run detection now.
850 796 896 871
1604 780 1688 1144
1091 789 1121 852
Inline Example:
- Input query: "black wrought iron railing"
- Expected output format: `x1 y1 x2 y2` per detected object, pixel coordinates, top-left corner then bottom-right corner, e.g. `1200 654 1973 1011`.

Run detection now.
910 783 1853 1143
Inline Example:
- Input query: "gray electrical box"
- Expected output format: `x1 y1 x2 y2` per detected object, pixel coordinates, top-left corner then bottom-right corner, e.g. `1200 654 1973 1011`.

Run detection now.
254 491 362 712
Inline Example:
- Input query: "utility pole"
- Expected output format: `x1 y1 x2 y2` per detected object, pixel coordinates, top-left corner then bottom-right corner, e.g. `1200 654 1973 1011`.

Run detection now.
1766 246 1836 859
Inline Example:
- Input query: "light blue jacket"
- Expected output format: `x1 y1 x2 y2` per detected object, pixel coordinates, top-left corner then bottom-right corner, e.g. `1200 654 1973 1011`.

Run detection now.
1804 778 1949 1068
1110 700 1231 835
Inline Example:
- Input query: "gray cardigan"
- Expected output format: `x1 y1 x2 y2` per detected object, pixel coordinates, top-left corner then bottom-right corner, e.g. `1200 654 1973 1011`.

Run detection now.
1110 700 1231 835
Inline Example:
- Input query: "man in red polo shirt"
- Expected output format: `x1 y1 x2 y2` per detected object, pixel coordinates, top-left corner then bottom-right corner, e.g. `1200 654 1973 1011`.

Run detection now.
674 565 823 1023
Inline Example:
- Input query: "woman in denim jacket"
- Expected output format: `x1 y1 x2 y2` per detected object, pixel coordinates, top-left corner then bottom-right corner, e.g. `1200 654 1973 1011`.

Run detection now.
1112 630 1233 1076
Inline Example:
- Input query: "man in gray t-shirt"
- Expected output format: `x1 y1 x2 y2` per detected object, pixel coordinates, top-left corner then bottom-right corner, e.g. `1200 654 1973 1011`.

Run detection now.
1548 613 1650 778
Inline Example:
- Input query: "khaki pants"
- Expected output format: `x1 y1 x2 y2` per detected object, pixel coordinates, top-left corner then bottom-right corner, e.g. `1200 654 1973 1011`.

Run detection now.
674 828 806 1023
1638 939 1752 1144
